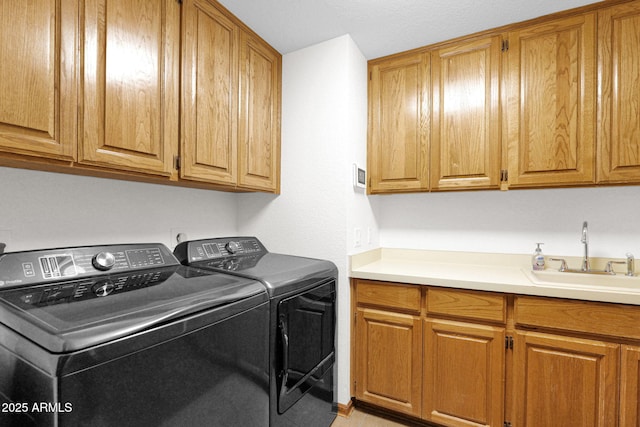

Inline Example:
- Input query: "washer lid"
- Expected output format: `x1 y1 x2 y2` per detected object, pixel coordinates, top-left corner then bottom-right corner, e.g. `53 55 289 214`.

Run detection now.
0 265 266 353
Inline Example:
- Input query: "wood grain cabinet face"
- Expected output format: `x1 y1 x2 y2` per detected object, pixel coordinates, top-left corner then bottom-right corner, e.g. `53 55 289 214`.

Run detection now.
181 0 280 192
0 0 77 161
506 13 596 187
423 319 505 427
431 36 502 191
513 331 618 427
621 345 640 427
355 307 422 417
368 53 430 193
79 0 180 176
180 0 238 185
238 32 281 192
597 2 640 184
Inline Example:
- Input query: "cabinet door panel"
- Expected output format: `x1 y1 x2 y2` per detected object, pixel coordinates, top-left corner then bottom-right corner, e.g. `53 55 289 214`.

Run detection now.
431 36 502 190
238 32 281 192
507 14 596 187
621 345 640 427
513 331 618 427
368 53 430 193
355 308 422 417
0 0 77 160
181 0 238 185
597 2 640 183
80 0 179 176
423 319 504 427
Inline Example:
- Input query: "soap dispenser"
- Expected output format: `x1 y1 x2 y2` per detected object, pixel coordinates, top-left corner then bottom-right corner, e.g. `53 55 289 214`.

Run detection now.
532 243 545 271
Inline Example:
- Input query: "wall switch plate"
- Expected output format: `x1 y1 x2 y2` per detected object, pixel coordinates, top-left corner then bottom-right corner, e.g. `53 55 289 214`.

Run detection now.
353 164 366 189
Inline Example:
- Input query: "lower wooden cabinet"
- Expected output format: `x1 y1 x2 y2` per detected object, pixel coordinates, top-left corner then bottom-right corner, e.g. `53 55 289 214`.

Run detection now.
352 279 640 427
621 345 640 427
423 319 505 427
354 307 422 417
512 331 618 427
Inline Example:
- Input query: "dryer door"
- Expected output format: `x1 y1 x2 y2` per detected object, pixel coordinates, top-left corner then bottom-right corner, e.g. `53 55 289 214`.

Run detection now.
277 279 335 413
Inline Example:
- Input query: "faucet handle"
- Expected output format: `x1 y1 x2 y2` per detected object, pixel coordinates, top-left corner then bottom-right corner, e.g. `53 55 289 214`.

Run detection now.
549 258 569 272
605 260 625 274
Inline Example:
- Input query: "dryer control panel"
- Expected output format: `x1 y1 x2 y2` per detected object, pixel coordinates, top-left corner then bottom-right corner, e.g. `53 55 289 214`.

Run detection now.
174 237 267 263
0 244 179 289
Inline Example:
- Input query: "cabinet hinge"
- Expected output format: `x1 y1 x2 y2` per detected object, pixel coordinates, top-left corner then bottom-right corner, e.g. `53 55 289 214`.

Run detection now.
504 422 512 427
174 156 181 170
501 40 510 52
505 336 514 350
500 169 509 182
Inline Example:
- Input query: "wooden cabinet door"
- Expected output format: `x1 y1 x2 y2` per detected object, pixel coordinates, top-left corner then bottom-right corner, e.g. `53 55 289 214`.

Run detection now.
431 36 502 191
0 0 77 161
355 307 422 417
238 31 281 192
423 319 505 427
180 0 238 185
621 345 640 427
597 1 640 183
368 52 430 193
513 331 618 427
79 0 180 176
506 14 596 187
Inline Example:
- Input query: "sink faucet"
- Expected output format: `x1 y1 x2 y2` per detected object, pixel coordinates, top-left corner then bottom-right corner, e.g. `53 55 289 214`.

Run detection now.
581 221 590 272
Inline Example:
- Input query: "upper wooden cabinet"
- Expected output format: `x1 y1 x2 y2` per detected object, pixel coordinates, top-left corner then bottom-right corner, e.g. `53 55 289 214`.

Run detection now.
238 31 281 192
79 0 180 177
597 1 640 183
368 52 430 194
505 13 597 188
368 2 640 193
181 0 238 186
0 0 78 161
180 0 281 192
431 36 502 191
0 0 280 192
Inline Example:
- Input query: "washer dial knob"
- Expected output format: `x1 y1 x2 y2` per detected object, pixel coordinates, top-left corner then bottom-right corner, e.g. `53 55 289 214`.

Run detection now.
93 252 116 271
93 281 114 297
225 241 240 254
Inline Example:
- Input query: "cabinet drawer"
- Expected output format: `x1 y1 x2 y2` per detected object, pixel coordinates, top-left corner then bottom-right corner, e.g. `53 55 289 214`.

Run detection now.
426 288 506 324
356 280 421 313
515 296 640 340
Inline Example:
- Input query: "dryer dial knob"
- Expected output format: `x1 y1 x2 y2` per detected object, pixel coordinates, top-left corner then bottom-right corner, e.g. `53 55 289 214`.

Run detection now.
93 252 116 271
226 241 240 254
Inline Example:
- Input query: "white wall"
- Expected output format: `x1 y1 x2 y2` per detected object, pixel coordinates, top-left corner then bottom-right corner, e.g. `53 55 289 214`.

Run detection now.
376 186 640 260
238 34 376 405
0 167 238 252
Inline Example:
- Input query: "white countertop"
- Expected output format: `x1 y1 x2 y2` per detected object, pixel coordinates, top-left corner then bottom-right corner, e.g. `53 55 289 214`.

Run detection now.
349 248 640 306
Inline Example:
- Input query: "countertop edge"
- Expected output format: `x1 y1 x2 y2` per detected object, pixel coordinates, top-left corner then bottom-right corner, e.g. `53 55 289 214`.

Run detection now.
349 248 640 306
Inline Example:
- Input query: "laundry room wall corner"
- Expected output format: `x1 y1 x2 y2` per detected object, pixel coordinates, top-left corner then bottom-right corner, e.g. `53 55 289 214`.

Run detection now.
238 34 373 406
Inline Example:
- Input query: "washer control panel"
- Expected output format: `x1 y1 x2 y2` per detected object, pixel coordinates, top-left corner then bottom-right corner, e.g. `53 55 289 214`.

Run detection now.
6 268 175 308
174 237 267 264
0 244 179 289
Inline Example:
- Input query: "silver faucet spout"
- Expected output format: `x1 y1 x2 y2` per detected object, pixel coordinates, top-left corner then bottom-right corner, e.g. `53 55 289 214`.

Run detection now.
581 221 590 272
